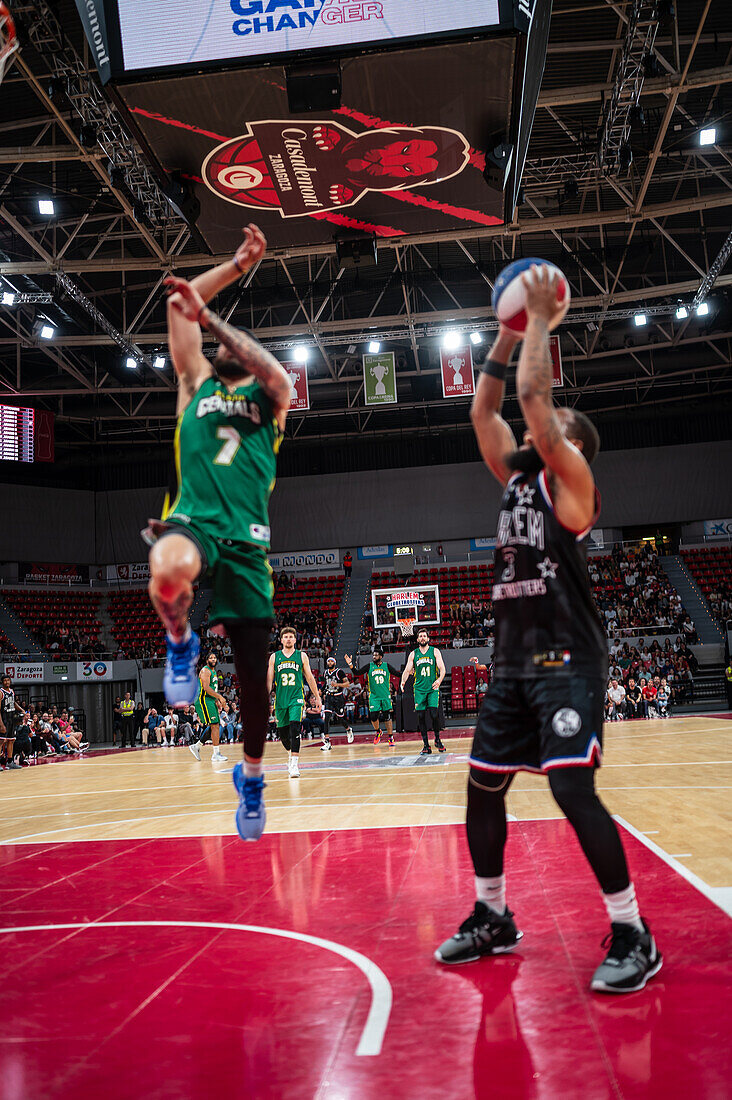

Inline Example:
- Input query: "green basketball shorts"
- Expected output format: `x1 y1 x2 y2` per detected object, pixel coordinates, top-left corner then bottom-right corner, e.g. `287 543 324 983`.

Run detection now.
195 693 220 726
276 702 305 728
369 696 393 717
162 519 274 625
415 689 440 711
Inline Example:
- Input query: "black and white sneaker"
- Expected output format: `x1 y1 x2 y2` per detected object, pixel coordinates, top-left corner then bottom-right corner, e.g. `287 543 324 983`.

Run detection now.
434 902 523 964
590 920 662 994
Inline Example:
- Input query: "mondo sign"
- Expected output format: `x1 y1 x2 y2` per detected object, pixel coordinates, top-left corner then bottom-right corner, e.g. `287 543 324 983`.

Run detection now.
268 548 340 572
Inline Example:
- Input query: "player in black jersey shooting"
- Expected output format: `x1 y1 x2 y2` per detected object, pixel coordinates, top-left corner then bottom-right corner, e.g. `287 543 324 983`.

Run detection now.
435 266 661 994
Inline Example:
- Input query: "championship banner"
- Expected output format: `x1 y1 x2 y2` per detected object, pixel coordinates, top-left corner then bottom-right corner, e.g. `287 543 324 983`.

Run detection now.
282 362 310 411
550 335 563 387
107 562 150 583
440 345 475 399
3 664 44 682
20 562 89 585
363 352 397 407
77 660 114 680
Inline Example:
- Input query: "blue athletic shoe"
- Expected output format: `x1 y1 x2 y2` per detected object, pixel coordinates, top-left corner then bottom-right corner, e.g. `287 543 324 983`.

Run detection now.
163 630 200 707
232 764 267 841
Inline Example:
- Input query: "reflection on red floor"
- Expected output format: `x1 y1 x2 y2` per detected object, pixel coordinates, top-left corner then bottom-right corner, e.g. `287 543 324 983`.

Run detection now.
0 821 730 1100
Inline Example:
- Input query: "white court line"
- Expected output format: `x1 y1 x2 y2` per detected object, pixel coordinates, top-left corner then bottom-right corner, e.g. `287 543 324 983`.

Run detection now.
670 853 693 858
0 803 469 845
615 816 732 919
0 755 728 806
0 920 391 1057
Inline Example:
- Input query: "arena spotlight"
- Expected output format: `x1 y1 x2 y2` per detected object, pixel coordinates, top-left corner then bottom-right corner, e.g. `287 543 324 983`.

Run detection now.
40 324 55 340
699 128 716 146
633 313 647 327
442 330 462 350
153 355 166 369
470 332 483 345
2 291 15 306
696 302 710 316
125 356 138 369
293 346 309 363
675 305 688 320
368 340 381 354
38 198 55 215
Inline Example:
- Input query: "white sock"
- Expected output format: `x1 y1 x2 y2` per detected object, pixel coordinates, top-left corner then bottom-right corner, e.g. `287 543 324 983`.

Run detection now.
475 874 506 914
603 883 643 931
244 759 263 779
167 624 191 646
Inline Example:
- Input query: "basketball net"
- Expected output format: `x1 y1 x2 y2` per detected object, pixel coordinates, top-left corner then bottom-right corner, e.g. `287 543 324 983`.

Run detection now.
396 617 415 638
0 3 18 85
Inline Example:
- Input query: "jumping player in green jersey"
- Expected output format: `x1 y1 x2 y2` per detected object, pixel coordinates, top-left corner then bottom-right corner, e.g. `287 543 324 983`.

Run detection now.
147 224 292 841
267 626 321 779
401 628 447 754
189 651 228 764
344 649 400 746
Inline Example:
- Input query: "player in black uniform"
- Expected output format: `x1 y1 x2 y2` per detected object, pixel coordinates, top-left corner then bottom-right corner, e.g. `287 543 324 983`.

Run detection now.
1 675 26 770
435 266 661 994
322 656 354 747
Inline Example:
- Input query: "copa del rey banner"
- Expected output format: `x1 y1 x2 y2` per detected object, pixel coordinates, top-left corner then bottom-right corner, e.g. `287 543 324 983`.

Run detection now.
550 335 563 387
440 346 475 398
282 361 310 411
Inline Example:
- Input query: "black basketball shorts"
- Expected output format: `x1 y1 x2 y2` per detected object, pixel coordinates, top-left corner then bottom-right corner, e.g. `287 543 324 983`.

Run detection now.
470 674 605 775
324 693 346 719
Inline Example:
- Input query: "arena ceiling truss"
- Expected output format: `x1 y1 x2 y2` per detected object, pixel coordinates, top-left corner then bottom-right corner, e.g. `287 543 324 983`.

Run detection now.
0 0 730 477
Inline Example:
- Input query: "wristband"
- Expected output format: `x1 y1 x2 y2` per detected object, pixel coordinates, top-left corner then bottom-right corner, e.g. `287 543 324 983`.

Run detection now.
233 255 245 274
479 357 507 381
197 304 210 328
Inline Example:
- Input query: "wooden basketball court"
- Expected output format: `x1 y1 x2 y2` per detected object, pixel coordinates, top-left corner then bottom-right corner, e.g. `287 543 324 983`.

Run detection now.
1 715 730 1099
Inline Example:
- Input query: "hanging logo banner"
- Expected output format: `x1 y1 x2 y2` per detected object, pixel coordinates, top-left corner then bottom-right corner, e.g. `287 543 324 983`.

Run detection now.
282 362 310 411
550 335 563 387
363 351 397 406
440 345 475 398
73 0 112 84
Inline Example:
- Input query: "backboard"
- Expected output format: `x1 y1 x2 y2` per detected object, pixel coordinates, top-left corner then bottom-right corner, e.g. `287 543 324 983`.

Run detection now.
372 585 440 629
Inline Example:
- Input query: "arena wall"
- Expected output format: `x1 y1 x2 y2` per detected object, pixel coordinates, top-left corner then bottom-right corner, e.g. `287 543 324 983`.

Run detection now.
3 440 732 562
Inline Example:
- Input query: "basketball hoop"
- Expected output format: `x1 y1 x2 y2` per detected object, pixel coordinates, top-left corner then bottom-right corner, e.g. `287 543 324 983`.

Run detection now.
397 617 415 638
0 3 18 85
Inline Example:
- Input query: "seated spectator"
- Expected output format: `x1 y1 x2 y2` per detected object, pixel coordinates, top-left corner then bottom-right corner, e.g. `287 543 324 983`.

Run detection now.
641 677 658 718
606 678 626 721
656 678 671 718
302 693 325 740
625 679 643 720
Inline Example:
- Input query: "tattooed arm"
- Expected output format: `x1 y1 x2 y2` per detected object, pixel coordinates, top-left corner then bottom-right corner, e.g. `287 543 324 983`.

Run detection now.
516 265 595 531
470 327 519 486
166 226 267 406
164 275 291 420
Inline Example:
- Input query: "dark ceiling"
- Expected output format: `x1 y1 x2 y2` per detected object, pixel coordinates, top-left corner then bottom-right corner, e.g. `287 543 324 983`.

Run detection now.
0 0 730 490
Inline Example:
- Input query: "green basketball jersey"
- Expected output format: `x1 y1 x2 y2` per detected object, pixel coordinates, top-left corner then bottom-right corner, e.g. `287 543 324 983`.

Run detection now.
274 649 304 707
368 662 391 700
163 375 282 547
414 645 437 695
200 666 219 695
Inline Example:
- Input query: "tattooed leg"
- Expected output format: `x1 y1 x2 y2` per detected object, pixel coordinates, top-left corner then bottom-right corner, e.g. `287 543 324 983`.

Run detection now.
148 533 201 643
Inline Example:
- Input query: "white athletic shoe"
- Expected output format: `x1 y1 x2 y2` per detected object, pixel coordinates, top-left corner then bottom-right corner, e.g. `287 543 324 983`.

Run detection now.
189 742 201 761
321 738 332 751
288 758 301 778
211 749 228 763
347 727 354 744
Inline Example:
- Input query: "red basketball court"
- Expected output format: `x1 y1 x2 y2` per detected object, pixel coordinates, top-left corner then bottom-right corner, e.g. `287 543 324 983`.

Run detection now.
1 819 729 1099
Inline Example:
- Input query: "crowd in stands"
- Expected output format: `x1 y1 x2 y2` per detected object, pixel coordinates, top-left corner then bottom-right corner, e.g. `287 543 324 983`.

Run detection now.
591 543 697 640
1 703 88 769
681 546 732 626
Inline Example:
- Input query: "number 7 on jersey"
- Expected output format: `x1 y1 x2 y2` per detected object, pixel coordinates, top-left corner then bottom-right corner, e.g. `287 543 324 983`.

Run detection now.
213 426 241 466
